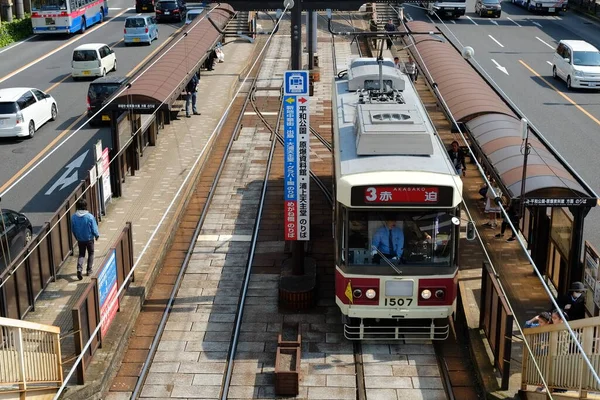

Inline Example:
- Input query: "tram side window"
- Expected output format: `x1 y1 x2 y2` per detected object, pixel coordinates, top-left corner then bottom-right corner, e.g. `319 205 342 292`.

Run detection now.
347 211 454 267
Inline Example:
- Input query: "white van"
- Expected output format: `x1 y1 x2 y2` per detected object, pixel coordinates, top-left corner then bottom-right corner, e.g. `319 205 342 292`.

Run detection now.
72 43 117 80
552 40 600 89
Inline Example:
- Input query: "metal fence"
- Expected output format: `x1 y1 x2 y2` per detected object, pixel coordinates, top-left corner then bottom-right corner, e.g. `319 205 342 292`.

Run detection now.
0 317 63 397
72 222 134 384
0 178 100 320
480 261 514 390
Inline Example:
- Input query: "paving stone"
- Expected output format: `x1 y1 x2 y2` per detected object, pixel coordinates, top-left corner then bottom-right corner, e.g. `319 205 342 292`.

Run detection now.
395 388 447 400
326 374 356 387
179 362 226 374
412 376 444 389
157 340 188 352
364 376 413 389
145 372 194 386
191 373 224 386
392 365 440 377
148 362 180 373
365 388 398 400
363 364 394 376
226 385 257 399
153 351 200 362
170 385 220 398
139 384 172 398
307 386 355 399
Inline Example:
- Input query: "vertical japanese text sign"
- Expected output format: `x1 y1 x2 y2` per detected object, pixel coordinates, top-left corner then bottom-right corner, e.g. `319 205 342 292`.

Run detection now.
283 70 310 241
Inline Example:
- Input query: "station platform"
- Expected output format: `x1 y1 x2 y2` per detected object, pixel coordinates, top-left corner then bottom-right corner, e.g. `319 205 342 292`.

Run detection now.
19 38 258 398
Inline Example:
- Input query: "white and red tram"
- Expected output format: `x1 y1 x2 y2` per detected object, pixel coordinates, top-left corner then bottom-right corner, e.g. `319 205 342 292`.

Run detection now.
332 58 464 340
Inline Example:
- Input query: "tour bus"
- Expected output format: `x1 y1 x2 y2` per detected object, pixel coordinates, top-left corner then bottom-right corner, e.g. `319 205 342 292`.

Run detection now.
31 0 109 34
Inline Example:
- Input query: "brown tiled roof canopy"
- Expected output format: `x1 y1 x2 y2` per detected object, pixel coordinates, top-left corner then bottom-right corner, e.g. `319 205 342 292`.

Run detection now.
404 21 595 203
113 4 233 110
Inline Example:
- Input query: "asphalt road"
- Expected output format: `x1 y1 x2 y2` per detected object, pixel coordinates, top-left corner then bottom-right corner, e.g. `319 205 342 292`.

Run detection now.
405 2 600 247
0 1 184 229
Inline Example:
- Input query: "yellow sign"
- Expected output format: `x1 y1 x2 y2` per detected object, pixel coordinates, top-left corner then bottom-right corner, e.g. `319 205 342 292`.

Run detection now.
345 281 353 304
285 97 295 104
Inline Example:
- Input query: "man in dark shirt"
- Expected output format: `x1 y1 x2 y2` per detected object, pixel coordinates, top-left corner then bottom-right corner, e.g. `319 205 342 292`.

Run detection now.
448 141 466 177
384 19 395 50
552 281 586 321
185 72 200 118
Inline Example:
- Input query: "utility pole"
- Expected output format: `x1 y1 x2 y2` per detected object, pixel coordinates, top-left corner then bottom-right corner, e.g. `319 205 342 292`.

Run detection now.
290 0 302 70
307 10 315 70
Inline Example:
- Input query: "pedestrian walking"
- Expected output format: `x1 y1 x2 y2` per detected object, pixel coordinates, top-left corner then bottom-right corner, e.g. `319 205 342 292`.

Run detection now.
483 180 501 229
384 19 395 50
185 72 200 118
404 55 419 82
495 201 519 242
71 199 99 280
369 18 378 47
448 140 466 176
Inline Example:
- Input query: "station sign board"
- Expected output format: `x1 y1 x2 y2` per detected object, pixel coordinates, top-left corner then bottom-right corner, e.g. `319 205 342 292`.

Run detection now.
522 198 596 207
283 70 310 241
97 249 119 338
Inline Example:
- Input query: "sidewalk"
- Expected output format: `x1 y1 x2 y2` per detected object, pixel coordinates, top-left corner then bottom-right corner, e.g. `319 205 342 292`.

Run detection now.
20 39 257 398
389 45 552 398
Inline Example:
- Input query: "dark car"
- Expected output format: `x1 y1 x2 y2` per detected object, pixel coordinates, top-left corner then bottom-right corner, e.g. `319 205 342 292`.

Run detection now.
136 0 155 12
475 0 502 17
0 209 32 270
87 76 129 126
155 0 186 22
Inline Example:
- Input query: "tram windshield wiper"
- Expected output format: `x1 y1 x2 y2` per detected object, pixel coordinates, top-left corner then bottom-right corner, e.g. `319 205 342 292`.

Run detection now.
371 246 402 275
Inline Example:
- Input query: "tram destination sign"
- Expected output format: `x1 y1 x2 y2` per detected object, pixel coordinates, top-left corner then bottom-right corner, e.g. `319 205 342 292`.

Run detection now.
351 185 454 207
283 70 310 241
522 198 596 207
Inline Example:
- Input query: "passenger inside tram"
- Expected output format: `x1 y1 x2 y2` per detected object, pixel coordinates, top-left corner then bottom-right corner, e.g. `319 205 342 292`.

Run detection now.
347 211 454 267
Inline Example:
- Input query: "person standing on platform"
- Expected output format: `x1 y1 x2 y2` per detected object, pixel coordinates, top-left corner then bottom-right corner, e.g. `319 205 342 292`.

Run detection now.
552 282 586 321
185 72 200 118
448 140 466 177
384 19 395 50
71 199 99 280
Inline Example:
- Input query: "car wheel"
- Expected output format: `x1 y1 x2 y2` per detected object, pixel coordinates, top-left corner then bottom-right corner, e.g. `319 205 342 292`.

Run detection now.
99 9 104 23
50 103 57 121
80 17 86 34
24 228 32 245
552 66 558 79
28 120 35 138
567 76 572 89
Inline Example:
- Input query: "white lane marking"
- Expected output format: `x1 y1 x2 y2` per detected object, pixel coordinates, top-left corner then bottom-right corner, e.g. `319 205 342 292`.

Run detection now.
0 8 133 84
0 35 36 55
488 34 504 48
530 20 542 27
491 59 509 75
507 17 521 26
108 7 122 9
546 61 552 66
466 16 478 25
536 36 555 49
491 19 498 25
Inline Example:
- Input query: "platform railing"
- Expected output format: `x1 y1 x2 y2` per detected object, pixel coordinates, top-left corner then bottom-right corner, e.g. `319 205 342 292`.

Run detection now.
522 316 600 396
0 317 63 397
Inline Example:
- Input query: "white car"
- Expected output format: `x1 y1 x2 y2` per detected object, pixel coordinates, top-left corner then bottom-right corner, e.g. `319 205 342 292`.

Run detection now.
0 88 58 138
552 40 600 89
185 7 204 24
72 43 117 80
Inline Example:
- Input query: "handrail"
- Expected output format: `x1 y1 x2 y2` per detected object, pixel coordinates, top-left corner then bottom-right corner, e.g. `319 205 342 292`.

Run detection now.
523 315 600 335
0 317 60 334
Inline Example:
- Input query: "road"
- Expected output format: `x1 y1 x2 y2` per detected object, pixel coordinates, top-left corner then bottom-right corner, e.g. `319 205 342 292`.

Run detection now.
0 0 183 229
405 2 600 247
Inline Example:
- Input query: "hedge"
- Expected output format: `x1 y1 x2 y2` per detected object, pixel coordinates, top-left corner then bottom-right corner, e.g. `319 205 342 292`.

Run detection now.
0 17 32 48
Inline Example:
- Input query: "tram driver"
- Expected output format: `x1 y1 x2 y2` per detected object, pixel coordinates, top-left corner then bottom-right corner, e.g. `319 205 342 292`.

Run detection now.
371 219 404 264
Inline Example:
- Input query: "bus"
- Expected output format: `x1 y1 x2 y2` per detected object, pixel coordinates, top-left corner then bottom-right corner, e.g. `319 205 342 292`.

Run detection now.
511 0 568 13
31 0 109 34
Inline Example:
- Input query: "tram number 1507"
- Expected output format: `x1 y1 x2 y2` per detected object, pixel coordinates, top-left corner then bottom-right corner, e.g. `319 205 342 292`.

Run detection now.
384 298 413 307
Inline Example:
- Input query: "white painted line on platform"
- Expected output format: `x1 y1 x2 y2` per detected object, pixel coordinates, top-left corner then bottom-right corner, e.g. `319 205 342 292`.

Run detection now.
109 7 122 9
507 17 521 27
488 35 504 48
536 36 555 49
466 16 478 25
197 234 253 242
244 111 278 115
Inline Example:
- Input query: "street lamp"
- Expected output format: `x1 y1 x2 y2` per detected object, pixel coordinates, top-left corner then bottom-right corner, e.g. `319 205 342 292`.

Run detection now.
519 117 531 224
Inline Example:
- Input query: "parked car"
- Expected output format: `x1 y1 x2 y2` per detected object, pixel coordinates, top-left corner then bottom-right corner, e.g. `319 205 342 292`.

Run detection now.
155 0 186 22
0 209 32 270
124 15 159 45
185 7 203 24
71 43 117 80
552 40 600 89
475 0 502 17
0 87 58 138
87 76 129 125
135 0 155 12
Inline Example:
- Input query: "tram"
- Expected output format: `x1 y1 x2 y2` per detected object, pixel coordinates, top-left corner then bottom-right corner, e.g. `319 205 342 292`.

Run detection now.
332 58 464 341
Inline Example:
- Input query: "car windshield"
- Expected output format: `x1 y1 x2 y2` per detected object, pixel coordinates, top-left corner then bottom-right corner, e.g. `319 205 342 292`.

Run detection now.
573 51 600 66
88 84 122 102
158 1 177 9
0 102 18 114
31 0 66 11
483 0 499 4
125 18 146 27
73 50 97 62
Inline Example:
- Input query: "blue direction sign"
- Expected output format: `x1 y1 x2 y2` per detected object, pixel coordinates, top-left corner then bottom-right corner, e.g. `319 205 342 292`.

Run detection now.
284 70 309 96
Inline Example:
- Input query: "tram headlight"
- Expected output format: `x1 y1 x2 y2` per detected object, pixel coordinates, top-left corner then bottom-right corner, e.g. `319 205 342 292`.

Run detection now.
353 289 363 298
365 289 377 299
421 289 432 300
435 289 445 299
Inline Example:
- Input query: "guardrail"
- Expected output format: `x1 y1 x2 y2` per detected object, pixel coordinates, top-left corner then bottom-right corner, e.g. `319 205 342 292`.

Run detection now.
480 261 514 390
521 316 600 395
0 317 63 398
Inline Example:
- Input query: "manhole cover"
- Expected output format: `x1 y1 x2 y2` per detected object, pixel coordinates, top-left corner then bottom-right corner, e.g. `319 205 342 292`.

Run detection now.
12 148 25 154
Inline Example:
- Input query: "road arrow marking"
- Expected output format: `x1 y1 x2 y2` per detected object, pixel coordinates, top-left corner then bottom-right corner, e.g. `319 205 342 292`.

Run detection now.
491 19 498 25
45 151 89 195
491 59 509 75
531 20 542 27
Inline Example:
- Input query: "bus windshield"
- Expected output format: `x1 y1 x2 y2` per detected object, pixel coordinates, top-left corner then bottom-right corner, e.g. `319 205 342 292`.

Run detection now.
345 210 456 269
32 0 67 11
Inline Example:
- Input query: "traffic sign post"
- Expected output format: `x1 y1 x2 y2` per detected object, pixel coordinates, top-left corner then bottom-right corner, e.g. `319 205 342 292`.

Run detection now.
283 70 310 275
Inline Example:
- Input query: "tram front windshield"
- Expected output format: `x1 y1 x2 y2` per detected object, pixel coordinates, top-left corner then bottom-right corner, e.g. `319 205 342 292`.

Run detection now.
345 210 456 270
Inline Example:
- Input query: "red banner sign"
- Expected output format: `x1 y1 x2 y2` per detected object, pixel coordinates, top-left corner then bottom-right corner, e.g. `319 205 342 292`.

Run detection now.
364 186 440 204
